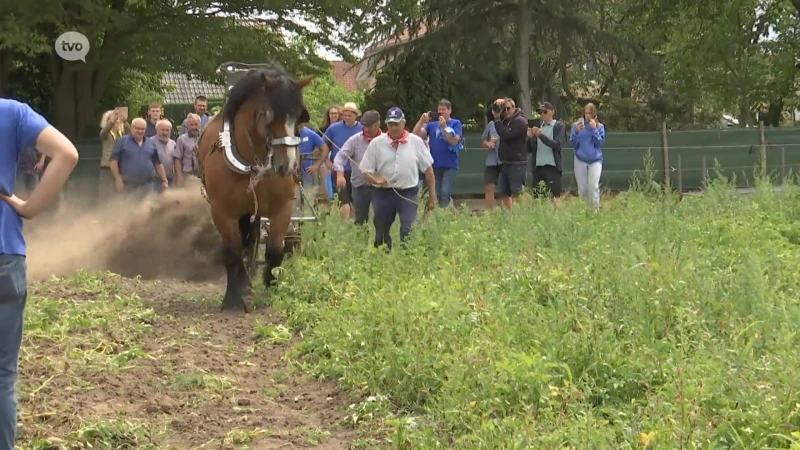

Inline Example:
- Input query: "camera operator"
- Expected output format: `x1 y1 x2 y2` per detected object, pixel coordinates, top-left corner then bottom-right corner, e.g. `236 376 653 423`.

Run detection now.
493 98 528 208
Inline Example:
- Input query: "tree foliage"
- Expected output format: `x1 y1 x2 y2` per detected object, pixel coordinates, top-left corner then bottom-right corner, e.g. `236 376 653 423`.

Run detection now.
301 69 364 130
362 0 800 131
0 0 375 138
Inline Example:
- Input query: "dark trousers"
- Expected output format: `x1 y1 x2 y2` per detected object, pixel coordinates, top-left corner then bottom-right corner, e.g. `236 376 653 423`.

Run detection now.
352 185 374 226
531 165 562 198
372 186 419 249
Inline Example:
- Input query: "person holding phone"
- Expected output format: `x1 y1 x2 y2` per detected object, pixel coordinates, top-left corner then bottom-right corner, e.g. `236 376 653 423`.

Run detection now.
481 100 504 210
570 102 605 211
527 102 566 202
412 99 463 208
99 107 131 203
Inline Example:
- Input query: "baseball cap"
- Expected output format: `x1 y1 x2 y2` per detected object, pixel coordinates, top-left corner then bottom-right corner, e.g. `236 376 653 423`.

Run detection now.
538 102 555 112
360 110 381 126
386 107 405 123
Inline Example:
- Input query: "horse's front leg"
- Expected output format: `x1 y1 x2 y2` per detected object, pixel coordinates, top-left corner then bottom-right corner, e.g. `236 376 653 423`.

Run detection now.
211 207 250 313
263 201 292 288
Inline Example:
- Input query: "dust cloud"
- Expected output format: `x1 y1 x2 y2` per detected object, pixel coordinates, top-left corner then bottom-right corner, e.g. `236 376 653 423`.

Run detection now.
24 178 224 282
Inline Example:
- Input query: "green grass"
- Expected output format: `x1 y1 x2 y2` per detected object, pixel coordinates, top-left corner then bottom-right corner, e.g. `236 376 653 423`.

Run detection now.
264 172 800 449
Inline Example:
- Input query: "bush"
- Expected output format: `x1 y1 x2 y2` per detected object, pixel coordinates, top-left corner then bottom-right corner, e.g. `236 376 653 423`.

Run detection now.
265 175 800 449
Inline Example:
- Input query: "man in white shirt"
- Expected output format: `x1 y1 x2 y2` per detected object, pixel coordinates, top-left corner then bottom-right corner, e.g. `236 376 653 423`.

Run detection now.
359 107 436 249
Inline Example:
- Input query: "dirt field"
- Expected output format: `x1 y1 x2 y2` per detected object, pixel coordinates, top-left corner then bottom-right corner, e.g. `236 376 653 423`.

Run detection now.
17 183 361 449
19 275 356 449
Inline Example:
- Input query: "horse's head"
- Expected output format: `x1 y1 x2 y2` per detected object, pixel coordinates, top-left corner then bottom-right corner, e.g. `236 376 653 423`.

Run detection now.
255 72 313 178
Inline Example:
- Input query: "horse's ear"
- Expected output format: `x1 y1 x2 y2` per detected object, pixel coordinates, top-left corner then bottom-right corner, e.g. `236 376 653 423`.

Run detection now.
261 73 277 89
299 108 310 124
297 75 313 89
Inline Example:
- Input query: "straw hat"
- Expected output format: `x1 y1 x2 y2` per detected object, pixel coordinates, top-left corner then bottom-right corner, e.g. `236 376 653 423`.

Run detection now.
341 102 361 116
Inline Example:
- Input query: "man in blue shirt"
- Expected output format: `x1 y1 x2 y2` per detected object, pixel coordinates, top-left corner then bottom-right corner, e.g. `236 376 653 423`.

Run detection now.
110 117 170 197
297 122 329 189
412 99 463 207
324 102 363 220
0 98 79 449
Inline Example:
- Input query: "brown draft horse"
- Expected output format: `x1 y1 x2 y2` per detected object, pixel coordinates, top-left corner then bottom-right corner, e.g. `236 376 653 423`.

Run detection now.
196 63 312 312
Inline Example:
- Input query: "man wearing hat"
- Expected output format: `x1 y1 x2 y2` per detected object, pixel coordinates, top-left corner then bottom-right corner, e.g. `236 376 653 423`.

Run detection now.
527 102 566 199
324 102 363 220
359 107 436 249
333 110 382 226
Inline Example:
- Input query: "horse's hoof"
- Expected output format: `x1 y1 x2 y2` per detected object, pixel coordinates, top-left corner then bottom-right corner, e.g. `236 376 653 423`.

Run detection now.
220 298 249 314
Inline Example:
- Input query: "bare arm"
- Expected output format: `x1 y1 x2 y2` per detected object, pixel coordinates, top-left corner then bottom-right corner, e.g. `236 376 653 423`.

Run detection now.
413 120 429 139
423 166 436 206
315 143 330 170
22 127 79 218
99 119 115 140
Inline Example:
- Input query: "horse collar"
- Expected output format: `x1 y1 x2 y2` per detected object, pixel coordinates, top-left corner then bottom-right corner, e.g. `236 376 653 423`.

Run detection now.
219 119 269 176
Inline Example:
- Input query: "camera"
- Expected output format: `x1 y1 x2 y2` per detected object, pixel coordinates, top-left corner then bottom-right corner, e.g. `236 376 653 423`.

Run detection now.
428 111 439 122
490 104 503 114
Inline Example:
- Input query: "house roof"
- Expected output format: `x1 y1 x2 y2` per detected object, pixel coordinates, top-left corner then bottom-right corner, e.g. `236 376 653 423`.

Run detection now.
162 72 227 104
363 23 429 56
329 61 360 92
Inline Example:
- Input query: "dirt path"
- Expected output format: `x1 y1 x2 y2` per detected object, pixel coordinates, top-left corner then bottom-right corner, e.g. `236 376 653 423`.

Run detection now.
19 274 355 449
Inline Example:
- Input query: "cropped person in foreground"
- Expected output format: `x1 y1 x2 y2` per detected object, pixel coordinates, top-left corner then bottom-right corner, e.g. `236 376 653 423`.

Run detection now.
570 102 605 210
0 98 79 450
359 107 436 249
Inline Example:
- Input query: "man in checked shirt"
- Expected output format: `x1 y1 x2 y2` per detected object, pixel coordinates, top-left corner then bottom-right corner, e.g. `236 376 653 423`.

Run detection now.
333 110 382 226
173 113 201 187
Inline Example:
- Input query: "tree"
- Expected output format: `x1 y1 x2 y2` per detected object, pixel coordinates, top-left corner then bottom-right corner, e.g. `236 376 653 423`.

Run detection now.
0 0 378 139
301 69 363 129
366 0 629 116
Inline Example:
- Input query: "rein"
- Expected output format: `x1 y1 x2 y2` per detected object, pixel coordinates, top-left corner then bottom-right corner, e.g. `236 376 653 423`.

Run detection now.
308 125 421 207
218 117 302 222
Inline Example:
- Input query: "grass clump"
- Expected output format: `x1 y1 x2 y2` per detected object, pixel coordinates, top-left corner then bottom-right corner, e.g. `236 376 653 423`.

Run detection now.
267 174 800 448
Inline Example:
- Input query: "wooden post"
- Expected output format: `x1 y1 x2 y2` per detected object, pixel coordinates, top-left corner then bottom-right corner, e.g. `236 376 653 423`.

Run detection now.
661 121 671 189
702 155 707 189
759 121 767 178
781 147 786 185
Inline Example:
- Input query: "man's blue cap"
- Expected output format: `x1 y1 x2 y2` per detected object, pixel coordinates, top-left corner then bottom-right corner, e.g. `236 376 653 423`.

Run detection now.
386 107 405 123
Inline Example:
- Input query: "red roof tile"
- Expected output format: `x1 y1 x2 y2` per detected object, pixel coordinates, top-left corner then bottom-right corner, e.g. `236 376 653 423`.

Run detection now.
329 61 360 92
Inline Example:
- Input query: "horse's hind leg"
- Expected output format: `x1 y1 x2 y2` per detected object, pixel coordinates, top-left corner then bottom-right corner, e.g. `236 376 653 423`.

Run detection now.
211 207 249 313
263 203 292 288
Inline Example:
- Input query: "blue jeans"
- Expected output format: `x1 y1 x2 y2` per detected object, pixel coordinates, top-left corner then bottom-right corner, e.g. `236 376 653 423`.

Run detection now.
433 167 458 207
0 254 27 449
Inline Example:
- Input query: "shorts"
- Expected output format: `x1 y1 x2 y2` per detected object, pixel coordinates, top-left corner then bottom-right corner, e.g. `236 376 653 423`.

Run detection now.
484 165 501 186
496 163 527 197
331 171 353 205
531 165 562 198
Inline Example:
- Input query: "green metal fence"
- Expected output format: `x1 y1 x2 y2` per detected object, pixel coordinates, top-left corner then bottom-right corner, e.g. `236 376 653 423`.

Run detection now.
62 127 800 203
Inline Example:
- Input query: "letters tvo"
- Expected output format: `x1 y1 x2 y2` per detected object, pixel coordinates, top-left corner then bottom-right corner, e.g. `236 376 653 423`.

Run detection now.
61 41 83 52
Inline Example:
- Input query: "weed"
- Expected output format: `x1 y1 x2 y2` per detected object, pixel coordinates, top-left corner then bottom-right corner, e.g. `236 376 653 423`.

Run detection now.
268 174 800 448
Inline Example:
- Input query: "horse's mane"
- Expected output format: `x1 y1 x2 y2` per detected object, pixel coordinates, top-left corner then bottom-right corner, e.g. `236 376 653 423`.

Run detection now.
222 62 305 124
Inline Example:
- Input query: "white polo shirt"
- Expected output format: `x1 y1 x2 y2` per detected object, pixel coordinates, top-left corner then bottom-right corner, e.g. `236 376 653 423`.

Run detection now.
359 132 433 190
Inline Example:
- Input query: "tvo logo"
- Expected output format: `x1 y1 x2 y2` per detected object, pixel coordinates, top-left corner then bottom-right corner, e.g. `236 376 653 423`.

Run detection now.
55 32 90 62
